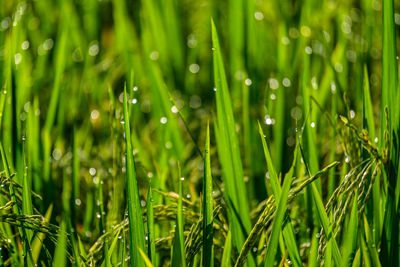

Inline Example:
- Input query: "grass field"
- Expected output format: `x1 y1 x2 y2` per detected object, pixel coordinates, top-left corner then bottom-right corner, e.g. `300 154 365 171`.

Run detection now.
1 0 400 266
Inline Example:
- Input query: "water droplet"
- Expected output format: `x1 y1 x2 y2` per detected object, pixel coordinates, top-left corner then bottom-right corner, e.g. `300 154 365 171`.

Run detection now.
213 87 217 92
331 82 337 93
149 51 159 60
89 167 97 176
374 137 378 143
268 78 279 90
131 98 137 104
43 38 54 50
180 177 185 181
93 177 99 184
91 109 100 120
96 212 101 218
270 93 276 100
14 53 22 65
75 199 81 206
133 86 138 91
310 122 315 128
189 63 200 74
160 117 168 124
52 149 62 160
165 141 173 149
22 136 26 141
281 36 290 45
254 11 264 21
171 105 178 114
88 42 99 56
189 95 202 109
301 26 311 37
120 120 125 124
282 78 291 87
245 78 252 86
305 46 313 54
252 247 258 252
147 172 154 178
349 110 355 119
21 40 29 50
345 156 350 163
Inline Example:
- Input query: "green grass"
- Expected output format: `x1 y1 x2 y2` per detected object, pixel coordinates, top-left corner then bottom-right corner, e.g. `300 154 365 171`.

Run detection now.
0 0 399 266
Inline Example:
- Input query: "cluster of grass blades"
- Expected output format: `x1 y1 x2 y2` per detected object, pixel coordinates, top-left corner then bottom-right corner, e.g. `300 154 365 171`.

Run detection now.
1 0 400 266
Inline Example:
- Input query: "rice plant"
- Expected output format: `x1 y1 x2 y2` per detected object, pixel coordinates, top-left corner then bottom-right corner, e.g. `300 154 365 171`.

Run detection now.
0 0 399 266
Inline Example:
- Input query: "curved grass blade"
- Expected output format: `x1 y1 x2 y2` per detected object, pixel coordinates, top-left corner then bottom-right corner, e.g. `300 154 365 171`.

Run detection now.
147 186 156 265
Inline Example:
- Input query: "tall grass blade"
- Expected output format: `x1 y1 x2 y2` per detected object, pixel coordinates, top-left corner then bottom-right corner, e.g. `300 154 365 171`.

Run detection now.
202 123 213 267
123 86 146 267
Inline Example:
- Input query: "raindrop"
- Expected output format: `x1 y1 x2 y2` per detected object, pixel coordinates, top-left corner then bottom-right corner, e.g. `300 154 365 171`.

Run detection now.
374 137 378 143
133 86 138 91
213 87 217 92
180 177 185 181
75 199 82 206
131 98 137 104
96 213 101 218
310 122 315 128
305 46 312 54
270 93 276 100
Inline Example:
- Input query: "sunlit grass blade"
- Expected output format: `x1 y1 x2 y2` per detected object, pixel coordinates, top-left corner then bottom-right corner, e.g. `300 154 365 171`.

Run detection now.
139 248 155 267
123 86 146 267
341 192 359 266
264 145 297 267
221 230 232 266
202 123 213 267
258 123 302 266
53 220 67 267
147 186 156 265
171 165 186 267
299 144 342 265
211 18 254 266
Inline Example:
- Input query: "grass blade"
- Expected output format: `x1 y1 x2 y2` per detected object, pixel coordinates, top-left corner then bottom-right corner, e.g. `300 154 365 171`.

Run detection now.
123 86 146 267
202 123 214 267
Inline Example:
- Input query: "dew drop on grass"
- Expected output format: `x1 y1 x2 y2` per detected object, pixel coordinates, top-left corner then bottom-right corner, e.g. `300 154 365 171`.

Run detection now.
150 51 159 60
88 42 99 56
282 77 291 87
147 172 153 178
96 212 101 219
310 122 315 128
213 87 217 92
133 86 138 91
270 93 276 100
374 137 378 143
254 11 264 21
331 82 337 93
189 63 200 73
90 109 100 120
268 78 279 89
245 78 252 86
350 110 355 119
14 53 22 65
305 46 312 54
180 177 185 181
89 167 97 176
171 105 178 114
131 98 137 104
160 117 168 124
21 40 29 50
75 199 81 206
